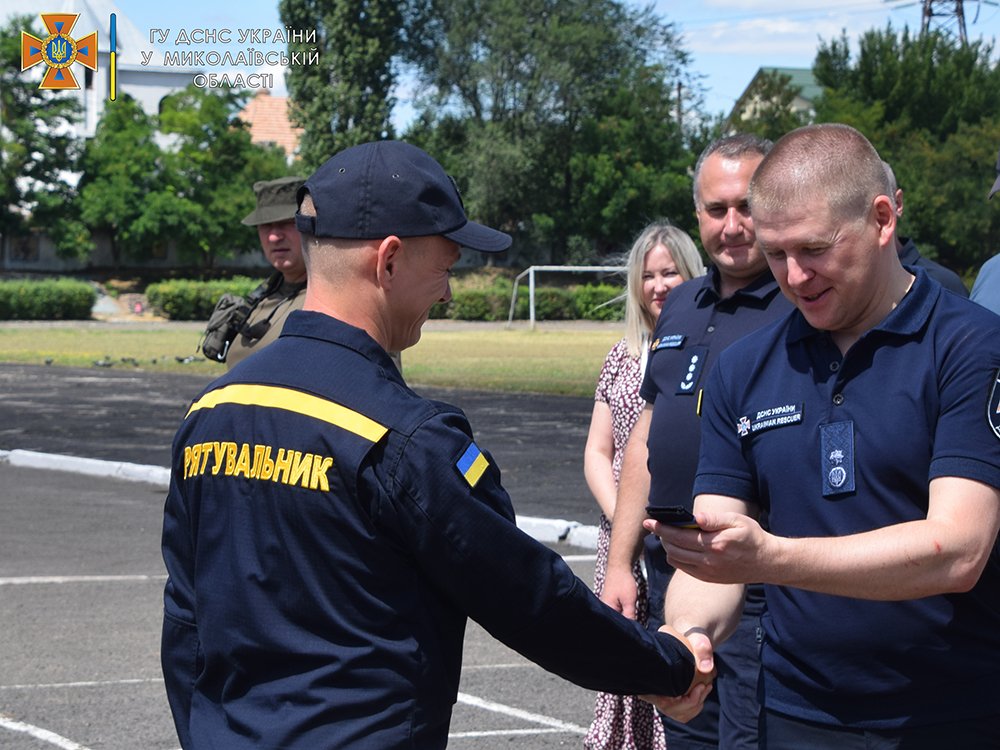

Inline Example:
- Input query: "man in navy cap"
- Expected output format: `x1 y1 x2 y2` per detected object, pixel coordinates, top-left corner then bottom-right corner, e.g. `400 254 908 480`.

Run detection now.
161 140 712 750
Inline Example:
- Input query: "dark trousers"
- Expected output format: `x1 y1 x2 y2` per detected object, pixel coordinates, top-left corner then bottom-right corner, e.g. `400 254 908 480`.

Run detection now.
762 709 1000 749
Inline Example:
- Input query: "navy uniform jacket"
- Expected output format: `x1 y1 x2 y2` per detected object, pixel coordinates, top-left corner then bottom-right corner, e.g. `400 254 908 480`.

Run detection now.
161 311 695 750
695 269 1000 728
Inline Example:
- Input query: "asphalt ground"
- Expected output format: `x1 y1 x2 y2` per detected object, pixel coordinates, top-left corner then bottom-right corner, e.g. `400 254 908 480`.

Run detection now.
0 362 613 749
0 362 601 527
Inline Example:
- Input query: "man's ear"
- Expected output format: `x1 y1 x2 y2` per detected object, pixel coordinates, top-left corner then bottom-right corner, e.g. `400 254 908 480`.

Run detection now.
375 236 403 290
872 194 896 249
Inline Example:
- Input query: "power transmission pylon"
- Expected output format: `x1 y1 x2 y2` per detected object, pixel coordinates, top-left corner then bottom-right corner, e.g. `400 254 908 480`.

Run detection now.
892 0 1000 44
921 0 968 43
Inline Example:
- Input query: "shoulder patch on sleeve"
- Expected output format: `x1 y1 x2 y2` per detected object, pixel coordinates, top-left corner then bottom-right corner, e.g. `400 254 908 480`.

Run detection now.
988 369 1000 441
456 441 490 488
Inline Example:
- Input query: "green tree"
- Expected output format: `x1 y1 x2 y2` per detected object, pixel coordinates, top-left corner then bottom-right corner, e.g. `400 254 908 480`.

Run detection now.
157 85 290 269
77 94 163 267
814 26 1000 139
405 0 700 262
567 65 696 255
813 30 853 92
0 14 88 258
279 0 401 170
894 120 1000 274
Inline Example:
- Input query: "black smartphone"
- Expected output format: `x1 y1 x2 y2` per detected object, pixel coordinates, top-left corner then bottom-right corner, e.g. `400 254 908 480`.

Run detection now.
645 504 700 529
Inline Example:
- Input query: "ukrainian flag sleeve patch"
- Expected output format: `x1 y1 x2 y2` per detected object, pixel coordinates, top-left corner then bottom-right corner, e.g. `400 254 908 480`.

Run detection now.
456 441 490 488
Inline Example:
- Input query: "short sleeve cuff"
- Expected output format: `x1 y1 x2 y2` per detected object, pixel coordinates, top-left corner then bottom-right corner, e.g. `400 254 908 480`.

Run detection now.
639 380 658 404
692 472 755 502
929 456 1000 491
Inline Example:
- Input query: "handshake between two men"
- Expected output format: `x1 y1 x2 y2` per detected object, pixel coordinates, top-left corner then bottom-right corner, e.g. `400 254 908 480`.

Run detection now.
638 502 770 726
641 623 718 724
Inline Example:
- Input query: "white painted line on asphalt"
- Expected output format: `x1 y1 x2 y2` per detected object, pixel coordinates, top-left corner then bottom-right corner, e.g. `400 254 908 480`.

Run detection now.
0 575 166 586
455 692 588 735
562 554 598 562
450 728 571 737
0 678 161 691
460 663 531 671
2 683 587 742
0 716 93 750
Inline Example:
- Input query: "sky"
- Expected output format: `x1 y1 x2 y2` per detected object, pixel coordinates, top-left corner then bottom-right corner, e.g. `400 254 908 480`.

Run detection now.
42 0 1000 124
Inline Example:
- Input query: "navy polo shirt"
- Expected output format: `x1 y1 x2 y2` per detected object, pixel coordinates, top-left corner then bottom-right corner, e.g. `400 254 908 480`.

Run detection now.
161 311 694 750
695 268 1000 729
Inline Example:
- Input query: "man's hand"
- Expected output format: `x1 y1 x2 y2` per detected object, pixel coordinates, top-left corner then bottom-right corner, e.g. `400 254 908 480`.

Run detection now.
639 625 716 723
641 683 713 724
599 561 639 618
644 510 771 585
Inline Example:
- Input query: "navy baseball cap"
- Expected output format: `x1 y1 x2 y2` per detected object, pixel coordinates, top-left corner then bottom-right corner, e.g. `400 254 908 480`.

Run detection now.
990 146 1000 200
295 140 512 252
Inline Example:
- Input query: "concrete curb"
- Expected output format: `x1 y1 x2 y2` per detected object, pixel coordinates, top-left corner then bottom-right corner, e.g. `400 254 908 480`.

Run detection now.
517 515 600 549
0 450 600 551
1 449 172 488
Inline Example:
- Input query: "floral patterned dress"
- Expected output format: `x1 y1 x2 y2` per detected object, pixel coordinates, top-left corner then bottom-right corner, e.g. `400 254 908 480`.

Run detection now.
584 338 667 750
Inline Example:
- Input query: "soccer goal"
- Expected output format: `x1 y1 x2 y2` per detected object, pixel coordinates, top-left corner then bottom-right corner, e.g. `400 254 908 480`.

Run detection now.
506 265 626 328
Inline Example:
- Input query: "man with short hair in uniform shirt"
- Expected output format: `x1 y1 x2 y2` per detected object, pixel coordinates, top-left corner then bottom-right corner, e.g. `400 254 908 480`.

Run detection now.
160 140 712 750
652 123 1000 747
602 133 792 749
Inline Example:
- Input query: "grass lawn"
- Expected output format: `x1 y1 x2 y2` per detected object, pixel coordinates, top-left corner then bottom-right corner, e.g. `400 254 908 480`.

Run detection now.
406 328 619 396
0 322 621 398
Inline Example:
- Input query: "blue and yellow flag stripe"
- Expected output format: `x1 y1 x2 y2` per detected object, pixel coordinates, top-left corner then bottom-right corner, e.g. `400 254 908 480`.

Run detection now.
109 13 117 101
186 384 388 443
456 442 489 488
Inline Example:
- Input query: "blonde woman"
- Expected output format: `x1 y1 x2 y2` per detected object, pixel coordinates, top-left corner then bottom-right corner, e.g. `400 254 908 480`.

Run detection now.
583 222 705 750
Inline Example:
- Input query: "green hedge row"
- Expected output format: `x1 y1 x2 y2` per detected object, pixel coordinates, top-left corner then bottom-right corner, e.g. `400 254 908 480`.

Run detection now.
146 277 625 322
427 283 625 322
146 277 262 321
0 278 97 320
